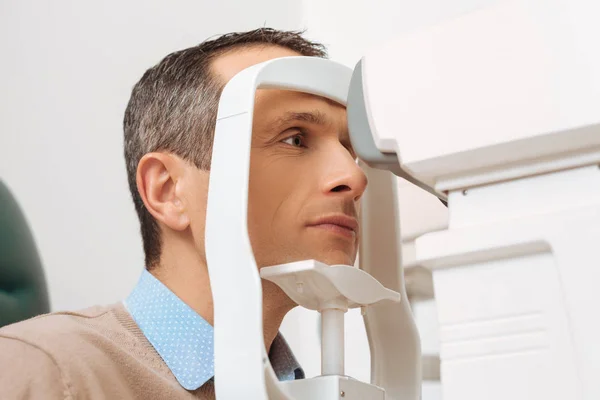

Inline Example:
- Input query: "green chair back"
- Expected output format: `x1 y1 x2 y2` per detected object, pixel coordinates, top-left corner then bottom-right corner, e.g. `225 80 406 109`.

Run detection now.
0 180 50 327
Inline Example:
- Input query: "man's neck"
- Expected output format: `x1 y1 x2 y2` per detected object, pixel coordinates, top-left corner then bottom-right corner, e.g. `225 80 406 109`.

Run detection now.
150 242 296 352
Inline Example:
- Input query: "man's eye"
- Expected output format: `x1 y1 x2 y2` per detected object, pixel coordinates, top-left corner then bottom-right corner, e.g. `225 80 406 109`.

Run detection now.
282 134 305 148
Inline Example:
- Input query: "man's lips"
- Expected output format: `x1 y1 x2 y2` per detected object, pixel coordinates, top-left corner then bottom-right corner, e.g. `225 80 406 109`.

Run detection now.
306 214 359 239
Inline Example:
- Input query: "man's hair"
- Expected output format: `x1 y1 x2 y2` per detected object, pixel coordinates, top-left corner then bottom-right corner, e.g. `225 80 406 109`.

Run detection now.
123 28 328 269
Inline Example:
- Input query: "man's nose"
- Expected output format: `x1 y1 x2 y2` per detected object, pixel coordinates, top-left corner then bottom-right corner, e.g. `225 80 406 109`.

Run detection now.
321 148 368 202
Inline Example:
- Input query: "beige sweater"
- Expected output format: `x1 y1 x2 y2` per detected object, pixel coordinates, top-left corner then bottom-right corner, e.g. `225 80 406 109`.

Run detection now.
0 303 215 399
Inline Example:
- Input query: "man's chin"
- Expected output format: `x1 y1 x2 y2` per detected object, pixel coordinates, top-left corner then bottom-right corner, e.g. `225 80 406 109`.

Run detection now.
312 252 356 267
256 247 356 269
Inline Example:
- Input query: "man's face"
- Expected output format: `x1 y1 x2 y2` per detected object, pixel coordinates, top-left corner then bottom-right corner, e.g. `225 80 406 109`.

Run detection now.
209 46 368 267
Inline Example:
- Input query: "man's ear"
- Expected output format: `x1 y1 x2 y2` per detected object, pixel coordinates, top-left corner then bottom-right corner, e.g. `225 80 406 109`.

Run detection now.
136 152 190 231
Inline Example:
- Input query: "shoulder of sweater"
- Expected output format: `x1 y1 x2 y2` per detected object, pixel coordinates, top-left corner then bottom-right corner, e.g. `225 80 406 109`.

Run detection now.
0 303 120 347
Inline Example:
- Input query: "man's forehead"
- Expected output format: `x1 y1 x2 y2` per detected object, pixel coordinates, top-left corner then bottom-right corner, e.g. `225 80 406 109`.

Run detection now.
211 45 301 83
255 90 347 126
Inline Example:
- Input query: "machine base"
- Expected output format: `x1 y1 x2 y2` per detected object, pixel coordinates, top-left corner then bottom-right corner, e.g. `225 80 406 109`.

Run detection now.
279 375 385 400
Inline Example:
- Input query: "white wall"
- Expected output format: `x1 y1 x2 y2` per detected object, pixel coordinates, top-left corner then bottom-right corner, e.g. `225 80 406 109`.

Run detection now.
300 0 499 66
0 0 303 311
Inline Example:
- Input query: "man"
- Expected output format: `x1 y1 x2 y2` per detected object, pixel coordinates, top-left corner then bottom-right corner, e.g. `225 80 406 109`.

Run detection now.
0 28 367 399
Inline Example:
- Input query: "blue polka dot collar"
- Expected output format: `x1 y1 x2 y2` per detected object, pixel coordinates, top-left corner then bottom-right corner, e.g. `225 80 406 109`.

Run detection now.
123 269 304 390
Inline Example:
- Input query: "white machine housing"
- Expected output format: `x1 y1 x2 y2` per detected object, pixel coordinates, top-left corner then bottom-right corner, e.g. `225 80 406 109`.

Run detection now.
351 0 600 197
346 0 600 399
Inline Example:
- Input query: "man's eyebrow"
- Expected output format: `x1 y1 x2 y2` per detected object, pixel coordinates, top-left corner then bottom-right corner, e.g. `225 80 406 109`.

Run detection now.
271 110 332 129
